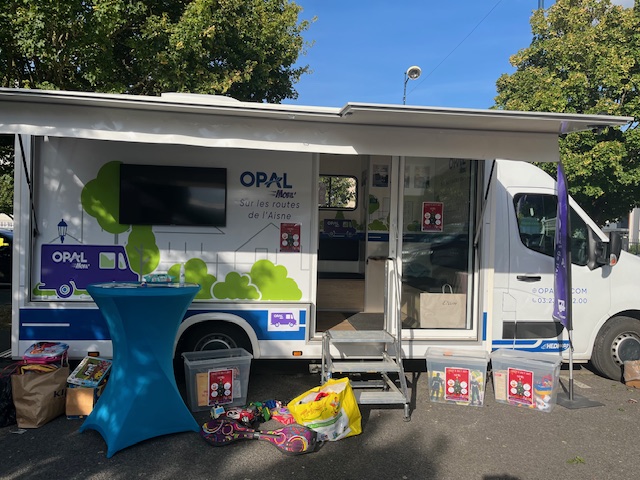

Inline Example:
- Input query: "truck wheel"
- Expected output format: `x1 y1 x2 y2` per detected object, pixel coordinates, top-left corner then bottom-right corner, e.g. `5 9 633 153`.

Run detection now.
181 322 252 354
591 316 640 381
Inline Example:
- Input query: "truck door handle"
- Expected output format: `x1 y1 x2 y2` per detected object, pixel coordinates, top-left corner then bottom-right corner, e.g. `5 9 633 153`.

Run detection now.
517 275 542 282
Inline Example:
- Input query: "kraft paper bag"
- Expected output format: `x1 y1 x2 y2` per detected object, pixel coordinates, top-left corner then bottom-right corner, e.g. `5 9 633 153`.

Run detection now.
12 366 69 428
420 284 466 328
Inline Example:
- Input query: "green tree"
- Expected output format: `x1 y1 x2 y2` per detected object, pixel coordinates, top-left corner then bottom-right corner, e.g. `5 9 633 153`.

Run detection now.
0 0 311 100
494 0 640 225
0 134 12 217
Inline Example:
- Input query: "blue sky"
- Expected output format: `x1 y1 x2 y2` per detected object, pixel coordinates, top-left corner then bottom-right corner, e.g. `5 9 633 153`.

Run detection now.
284 0 633 109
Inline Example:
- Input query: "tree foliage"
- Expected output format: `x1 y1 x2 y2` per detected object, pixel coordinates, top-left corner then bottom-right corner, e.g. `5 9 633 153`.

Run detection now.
0 0 311 101
0 135 12 217
494 0 640 225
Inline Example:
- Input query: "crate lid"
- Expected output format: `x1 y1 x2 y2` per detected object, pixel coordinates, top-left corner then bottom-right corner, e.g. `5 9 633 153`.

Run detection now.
491 349 562 367
426 347 489 362
182 348 253 363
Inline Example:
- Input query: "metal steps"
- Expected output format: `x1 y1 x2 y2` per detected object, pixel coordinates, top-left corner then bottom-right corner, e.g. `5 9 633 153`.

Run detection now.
320 258 411 421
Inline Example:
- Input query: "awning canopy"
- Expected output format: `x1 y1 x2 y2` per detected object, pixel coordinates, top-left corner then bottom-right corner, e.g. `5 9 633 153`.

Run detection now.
0 88 632 163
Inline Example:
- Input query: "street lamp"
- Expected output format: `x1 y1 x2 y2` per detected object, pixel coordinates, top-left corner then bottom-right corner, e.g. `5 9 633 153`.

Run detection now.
403 65 422 105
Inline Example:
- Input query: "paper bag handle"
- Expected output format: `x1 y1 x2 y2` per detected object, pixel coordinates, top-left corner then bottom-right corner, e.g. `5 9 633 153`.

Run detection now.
441 284 454 294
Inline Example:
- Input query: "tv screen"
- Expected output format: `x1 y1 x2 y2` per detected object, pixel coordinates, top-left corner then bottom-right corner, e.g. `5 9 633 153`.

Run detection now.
119 164 227 227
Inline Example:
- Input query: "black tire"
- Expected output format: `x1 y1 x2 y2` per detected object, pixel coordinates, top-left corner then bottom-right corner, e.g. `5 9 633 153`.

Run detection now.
591 316 640 381
181 322 253 354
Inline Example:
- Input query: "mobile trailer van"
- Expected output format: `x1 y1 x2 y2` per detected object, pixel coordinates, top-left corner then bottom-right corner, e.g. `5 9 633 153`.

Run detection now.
0 88 636 381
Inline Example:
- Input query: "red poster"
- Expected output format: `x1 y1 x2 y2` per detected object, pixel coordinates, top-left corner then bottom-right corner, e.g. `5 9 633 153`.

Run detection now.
444 367 470 403
422 202 444 232
208 368 233 406
280 223 301 252
507 368 534 405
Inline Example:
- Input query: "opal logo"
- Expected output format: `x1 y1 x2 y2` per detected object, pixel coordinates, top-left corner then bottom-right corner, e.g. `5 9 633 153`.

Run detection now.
51 250 88 264
240 171 292 189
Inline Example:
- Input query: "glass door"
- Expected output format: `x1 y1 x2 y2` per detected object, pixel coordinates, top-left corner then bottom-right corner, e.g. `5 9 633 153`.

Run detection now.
399 157 477 337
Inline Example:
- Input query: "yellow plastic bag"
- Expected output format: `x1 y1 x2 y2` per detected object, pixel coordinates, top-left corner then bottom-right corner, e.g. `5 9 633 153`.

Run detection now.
287 377 361 441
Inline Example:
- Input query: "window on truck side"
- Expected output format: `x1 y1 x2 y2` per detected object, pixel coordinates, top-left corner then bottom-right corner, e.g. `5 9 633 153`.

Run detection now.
513 193 588 266
318 175 358 210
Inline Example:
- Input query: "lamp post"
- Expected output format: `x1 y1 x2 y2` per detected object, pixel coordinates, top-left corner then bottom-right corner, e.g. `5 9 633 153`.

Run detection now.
403 66 422 105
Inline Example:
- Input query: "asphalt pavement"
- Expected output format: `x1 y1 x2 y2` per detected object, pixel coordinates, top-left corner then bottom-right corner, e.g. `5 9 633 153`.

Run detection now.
2 289 640 479
2 355 640 480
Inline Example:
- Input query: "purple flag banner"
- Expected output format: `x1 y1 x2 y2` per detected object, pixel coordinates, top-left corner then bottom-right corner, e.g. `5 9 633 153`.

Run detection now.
553 162 572 330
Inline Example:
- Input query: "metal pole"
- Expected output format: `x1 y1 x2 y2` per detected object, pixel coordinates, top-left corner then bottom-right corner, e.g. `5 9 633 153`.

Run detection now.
403 74 408 105
569 330 574 400
538 0 544 9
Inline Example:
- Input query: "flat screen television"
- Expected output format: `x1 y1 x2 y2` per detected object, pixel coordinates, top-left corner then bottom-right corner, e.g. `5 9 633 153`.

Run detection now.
119 164 227 227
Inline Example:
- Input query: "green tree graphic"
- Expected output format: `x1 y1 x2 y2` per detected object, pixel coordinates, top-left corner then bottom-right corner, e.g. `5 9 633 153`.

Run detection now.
249 259 302 301
169 258 217 299
126 225 160 277
212 271 259 300
80 161 128 236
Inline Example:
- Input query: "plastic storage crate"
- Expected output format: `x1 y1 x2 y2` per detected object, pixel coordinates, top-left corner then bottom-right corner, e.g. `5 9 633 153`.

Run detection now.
426 347 489 407
491 349 562 413
182 348 253 412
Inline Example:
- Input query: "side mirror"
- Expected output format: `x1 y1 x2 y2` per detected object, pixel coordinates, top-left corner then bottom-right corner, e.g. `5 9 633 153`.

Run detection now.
590 229 622 269
608 231 622 266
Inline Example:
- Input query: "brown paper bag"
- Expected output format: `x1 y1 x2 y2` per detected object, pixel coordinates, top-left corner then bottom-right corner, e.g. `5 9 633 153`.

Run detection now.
420 284 466 328
12 366 69 428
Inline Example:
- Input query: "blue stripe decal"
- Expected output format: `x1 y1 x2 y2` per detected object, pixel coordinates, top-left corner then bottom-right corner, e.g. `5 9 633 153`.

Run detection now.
367 233 390 242
20 307 307 341
20 308 109 341
482 312 487 341
185 310 306 340
491 339 570 352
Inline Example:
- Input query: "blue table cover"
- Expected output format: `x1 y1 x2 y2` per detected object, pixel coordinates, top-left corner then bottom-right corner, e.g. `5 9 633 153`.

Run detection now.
81 282 201 457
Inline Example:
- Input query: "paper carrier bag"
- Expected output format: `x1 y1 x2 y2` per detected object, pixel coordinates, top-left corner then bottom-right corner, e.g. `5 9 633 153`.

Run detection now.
12 366 69 428
420 284 466 328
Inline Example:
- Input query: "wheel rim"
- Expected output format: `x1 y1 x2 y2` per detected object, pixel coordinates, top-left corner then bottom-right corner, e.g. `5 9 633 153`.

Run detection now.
612 332 640 366
195 333 237 351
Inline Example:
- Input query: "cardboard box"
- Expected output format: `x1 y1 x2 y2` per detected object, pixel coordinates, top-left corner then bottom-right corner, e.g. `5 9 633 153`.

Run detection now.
66 382 107 419
491 349 561 413
182 349 253 412
426 347 489 407
66 356 111 419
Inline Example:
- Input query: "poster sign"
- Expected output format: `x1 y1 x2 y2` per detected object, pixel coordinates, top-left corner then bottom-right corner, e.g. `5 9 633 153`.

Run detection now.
507 368 534 406
208 369 234 406
445 367 470 403
422 202 444 232
280 223 301 252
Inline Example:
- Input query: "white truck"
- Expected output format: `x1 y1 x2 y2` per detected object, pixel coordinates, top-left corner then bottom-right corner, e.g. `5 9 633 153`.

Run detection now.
0 88 636 380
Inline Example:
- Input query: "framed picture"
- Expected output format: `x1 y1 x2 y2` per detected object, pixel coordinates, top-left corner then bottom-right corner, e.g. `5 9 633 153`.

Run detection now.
372 164 389 188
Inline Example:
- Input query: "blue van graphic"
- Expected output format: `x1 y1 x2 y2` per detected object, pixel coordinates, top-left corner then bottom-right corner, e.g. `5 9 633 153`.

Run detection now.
270 312 297 327
323 219 356 238
40 244 138 298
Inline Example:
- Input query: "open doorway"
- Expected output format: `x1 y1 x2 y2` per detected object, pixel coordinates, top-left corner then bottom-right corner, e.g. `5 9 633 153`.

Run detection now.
316 154 368 331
